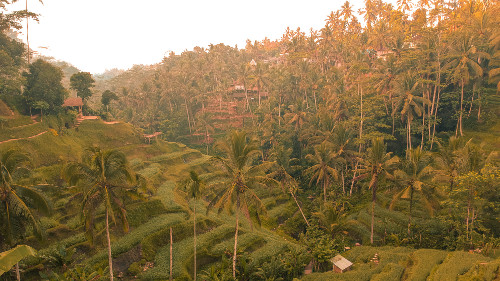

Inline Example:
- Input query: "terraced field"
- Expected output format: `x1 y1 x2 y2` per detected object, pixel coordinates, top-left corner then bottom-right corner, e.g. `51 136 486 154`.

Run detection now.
6 120 303 280
302 246 499 281
79 142 302 280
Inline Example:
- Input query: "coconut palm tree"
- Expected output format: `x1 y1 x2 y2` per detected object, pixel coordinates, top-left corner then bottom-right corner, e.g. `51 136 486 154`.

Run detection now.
434 136 467 191
393 72 431 151
249 62 270 106
305 142 341 203
0 149 49 281
443 34 489 136
354 138 399 244
64 147 137 281
391 147 437 235
177 170 205 281
268 145 309 226
207 130 276 279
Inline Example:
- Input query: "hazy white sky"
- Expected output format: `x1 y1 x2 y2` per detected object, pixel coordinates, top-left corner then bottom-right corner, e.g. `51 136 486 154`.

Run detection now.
7 0 392 74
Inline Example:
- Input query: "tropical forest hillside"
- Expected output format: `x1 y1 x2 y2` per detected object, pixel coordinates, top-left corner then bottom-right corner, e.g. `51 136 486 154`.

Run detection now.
1 0 500 280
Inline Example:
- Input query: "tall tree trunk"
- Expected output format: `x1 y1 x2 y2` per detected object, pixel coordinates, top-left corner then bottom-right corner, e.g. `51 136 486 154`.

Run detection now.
233 199 239 279
467 90 474 116
430 84 437 140
341 169 345 195
391 99 396 136
106 210 114 281
290 190 309 226
421 90 426 149
26 0 30 65
370 176 378 245
408 187 414 236
205 126 209 154
359 84 363 152
466 202 470 240
430 87 441 149
184 98 192 134
430 32 442 149
278 97 281 127
458 79 464 136
407 116 412 150
170 227 173 281
323 177 328 203
477 91 482 121
350 161 359 196
16 262 20 281
304 89 309 108
193 203 197 281
313 91 318 111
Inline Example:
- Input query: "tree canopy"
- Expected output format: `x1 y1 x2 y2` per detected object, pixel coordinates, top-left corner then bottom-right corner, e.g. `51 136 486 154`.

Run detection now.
23 59 67 113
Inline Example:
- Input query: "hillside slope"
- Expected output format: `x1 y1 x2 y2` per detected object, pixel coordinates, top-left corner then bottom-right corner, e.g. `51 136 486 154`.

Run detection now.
4 118 303 280
302 246 499 281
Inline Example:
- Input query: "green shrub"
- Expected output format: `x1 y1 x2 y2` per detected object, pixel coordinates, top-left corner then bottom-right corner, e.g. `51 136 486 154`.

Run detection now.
127 199 167 227
127 260 144 276
129 158 145 169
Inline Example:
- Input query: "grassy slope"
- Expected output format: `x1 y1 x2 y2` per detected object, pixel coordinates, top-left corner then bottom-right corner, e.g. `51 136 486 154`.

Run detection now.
7 118 301 281
0 99 14 116
302 246 497 281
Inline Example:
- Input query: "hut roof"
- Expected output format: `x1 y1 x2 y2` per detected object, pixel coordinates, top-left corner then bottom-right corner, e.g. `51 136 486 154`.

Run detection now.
331 255 352 271
63 97 83 107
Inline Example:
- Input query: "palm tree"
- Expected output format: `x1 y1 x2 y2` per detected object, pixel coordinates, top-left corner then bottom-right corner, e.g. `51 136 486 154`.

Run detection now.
354 138 398 244
177 171 205 281
443 34 488 136
64 147 137 281
0 149 50 281
286 105 307 133
434 136 466 191
391 147 437 235
305 142 341 203
25 0 44 64
268 146 309 226
207 130 276 279
393 72 431 150
249 62 269 106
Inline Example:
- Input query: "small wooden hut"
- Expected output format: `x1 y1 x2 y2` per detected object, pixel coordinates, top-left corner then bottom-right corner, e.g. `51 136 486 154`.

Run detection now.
331 254 353 273
63 97 83 115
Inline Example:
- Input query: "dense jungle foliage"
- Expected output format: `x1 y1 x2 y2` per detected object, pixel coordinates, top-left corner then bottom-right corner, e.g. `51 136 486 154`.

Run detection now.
0 0 499 280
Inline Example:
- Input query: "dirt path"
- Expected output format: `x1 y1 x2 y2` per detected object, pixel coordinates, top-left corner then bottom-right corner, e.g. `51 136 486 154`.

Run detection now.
0 131 48 145
1 116 121 145
8 116 39 129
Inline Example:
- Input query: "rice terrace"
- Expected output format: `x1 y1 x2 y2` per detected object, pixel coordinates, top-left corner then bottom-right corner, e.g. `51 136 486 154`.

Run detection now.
0 0 499 280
